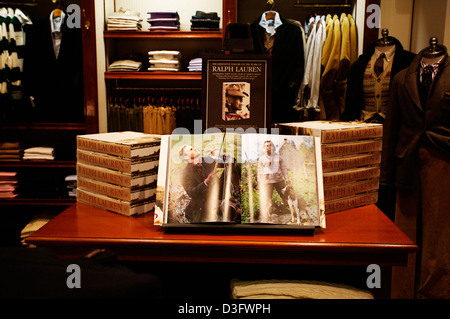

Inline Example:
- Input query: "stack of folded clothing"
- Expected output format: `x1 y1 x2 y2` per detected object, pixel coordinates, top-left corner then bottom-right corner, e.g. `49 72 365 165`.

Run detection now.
108 60 142 72
65 175 77 198
188 57 202 72
20 211 54 246
148 50 181 72
107 10 142 30
23 146 54 161
0 142 22 161
230 279 374 299
190 11 220 31
147 11 180 31
0 171 19 198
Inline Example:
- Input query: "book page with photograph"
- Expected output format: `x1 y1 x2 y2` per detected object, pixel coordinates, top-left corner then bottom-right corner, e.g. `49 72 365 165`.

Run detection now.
240 134 322 226
155 133 325 229
164 132 242 224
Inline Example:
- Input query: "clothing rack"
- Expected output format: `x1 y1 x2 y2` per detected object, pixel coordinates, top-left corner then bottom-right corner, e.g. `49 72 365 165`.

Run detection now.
107 87 201 133
294 0 351 8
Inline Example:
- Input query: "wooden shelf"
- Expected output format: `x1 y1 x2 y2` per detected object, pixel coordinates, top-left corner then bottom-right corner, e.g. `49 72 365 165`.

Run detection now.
0 122 86 130
0 198 76 206
104 30 222 39
0 161 76 168
105 71 202 81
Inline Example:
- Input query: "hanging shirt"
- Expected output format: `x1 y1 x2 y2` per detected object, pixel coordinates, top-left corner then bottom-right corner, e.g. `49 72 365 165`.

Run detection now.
259 11 282 37
50 10 65 59
259 11 282 54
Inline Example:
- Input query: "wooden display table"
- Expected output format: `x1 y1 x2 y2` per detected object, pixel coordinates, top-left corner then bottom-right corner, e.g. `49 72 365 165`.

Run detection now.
26 203 417 267
26 203 419 299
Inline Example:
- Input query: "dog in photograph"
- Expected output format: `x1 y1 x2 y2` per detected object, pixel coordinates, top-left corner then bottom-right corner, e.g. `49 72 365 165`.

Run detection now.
282 184 309 224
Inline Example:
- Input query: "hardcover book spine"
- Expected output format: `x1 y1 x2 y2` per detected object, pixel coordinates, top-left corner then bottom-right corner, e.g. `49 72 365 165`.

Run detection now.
76 149 159 175
77 163 157 189
323 179 379 201
320 126 383 143
77 188 155 216
324 192 379 214
77 149 131 172
275 124 383 143
77 137 132 157
322 152 381 172
323 166 380 186
77 176 156 202
321 139 382 158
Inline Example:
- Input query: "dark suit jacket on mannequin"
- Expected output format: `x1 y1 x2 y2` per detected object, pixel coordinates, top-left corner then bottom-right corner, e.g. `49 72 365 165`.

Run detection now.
342 37 415 121
250 14 304 124
381 47 450 189
23 12 84 123
380 45 450 299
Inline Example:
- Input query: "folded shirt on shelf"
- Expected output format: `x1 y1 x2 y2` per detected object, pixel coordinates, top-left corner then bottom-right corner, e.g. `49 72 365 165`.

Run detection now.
23 147 54 161
148 50 181 72
0 142 23 161
148 25 180 31
148 50 181 60
147 11 179 20
188 57 202 72
0 172 18 198
107 10 142 30
108 60 142 72
149 59 180 71
191 11 220 31
147 11 180 31
65 175 77 198
0 171 18 181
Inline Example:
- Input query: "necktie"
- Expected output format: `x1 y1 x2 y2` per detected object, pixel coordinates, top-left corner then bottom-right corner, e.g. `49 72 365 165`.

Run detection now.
374 53 385 77
421 65 434 94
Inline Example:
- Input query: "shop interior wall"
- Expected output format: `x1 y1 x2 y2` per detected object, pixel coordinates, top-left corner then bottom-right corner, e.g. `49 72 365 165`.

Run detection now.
379 0 414 51
410 0 449 53
380 0 450 54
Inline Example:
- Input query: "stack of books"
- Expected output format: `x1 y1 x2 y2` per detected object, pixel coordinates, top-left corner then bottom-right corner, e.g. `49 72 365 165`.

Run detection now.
76 132 161 216
276 121 383 214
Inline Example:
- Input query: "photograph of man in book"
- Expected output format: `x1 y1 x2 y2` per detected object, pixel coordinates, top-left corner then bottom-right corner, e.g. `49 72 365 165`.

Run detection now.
177 144 239 223
256 140 308 224
222 82 250 121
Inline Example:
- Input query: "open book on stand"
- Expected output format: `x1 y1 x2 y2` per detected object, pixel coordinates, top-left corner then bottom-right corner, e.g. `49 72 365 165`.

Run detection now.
154 132 326 231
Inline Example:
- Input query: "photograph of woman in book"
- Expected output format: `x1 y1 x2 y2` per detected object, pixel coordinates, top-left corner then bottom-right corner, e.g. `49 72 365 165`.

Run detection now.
167 136 241 224
222 82 250 121
240 136 319 225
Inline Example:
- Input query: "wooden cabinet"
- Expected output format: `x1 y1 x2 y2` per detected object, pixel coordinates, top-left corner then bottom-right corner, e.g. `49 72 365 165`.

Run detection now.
0 0 98 210
101 0 236 132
